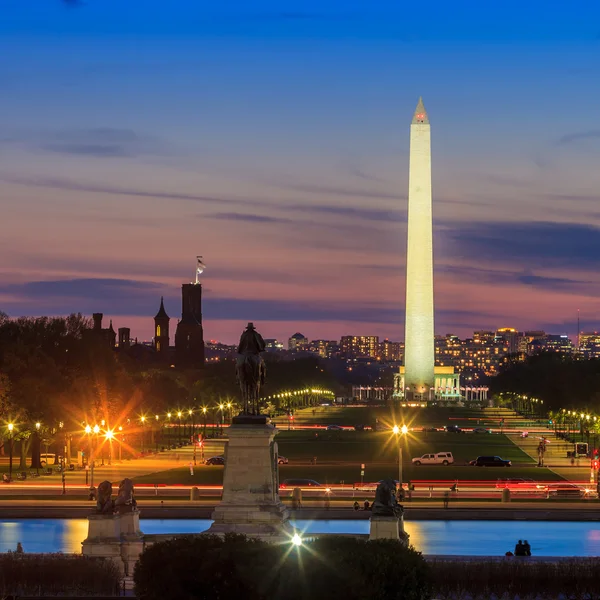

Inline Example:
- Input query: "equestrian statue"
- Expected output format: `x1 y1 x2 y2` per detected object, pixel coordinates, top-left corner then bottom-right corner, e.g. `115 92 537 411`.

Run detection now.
235 322 267 416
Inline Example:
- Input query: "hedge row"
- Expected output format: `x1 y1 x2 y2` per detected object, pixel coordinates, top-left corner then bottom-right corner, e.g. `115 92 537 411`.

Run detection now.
133 534 430 600
134 535 600 600
0 553 121 597
430 557 600 599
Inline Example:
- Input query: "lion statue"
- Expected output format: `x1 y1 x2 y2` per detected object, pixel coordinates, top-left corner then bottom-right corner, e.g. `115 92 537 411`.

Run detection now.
114 478 137 514
96 480 114 514
373 478 403 518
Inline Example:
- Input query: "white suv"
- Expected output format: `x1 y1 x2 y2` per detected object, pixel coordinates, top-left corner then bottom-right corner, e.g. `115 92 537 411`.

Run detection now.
411 452 454 466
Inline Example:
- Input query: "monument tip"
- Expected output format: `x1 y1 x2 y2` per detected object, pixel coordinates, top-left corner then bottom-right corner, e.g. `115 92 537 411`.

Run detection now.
412 97 429 124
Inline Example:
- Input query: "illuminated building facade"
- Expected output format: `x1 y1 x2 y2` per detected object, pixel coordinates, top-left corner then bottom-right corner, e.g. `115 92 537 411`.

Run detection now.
340 335 380 359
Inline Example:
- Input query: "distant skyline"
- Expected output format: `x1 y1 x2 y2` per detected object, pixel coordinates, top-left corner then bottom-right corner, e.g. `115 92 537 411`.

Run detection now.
2 1 600 344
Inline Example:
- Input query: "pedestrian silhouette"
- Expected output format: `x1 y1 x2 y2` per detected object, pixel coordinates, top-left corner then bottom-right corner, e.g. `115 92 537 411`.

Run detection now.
523 540 531 556
515 540 525 556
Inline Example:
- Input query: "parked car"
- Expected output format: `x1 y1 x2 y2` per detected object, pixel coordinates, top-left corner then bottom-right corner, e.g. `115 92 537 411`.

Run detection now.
495 477 544 490
353 424 366 432
445 425 463 433
470 456 511 467
40 453 61 465
280 479 322 489
473 427 491 434
205 456 225 466
547 483 584 498
326 425 344 431
277 456 289 464
422 427 438 432
412 452 454 466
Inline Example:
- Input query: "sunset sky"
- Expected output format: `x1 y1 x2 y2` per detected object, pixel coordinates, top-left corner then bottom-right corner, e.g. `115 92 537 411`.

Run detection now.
2 1 600 344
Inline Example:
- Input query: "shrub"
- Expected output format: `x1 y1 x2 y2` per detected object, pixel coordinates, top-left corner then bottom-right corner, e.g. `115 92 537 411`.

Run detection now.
134 534 430 600
0 553 121 596
429 557 600 600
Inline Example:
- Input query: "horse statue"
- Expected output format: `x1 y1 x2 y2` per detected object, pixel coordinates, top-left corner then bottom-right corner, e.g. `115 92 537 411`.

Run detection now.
235 322 267 415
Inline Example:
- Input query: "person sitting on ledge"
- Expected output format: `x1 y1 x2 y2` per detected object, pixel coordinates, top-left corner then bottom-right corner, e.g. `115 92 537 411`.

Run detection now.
515 540 526 556
353 501 360 511
523 540 532 556
363 499 370 511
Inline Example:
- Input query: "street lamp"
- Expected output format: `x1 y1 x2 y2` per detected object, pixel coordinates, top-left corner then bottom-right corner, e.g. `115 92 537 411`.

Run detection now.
155 415 159 452
7 423 14 481
227 402 232 424
392 425 408 486
188 409 193 441
167 413 172 450
35 422 41 475
177 411 183 445
140 416 146 454
218 404 224 433
202 407 207 438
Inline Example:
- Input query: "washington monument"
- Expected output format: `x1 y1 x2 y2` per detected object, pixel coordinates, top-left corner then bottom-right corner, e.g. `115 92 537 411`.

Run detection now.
403 97 434 401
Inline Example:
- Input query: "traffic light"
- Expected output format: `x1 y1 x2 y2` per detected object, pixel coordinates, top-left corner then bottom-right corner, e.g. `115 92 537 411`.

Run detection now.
593 460 599 470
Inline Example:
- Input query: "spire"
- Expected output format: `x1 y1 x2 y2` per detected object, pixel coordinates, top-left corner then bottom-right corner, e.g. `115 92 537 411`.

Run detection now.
108 319 115 332
412 97 429 125
154 296 170 320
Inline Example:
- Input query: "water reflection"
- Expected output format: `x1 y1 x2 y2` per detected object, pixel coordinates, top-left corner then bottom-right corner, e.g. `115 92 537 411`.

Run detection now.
2 519 600 557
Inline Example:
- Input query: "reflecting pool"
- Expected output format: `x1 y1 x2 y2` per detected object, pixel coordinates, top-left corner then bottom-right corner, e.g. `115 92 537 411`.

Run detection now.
1 519 600 557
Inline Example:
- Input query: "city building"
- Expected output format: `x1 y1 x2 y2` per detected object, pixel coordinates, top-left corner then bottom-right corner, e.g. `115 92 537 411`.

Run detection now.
340 335 380 359
403 97 435 401
580 332 600 359
288 332 308 351
85 313 116 348
529 334 573 354
308 339 339 358
380 339 403 362
264 339 284 352
495 327 520 355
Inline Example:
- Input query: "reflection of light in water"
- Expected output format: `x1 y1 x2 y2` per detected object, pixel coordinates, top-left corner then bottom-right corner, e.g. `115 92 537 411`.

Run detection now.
402 521 425 553
4 519 600 556
62 520 89 553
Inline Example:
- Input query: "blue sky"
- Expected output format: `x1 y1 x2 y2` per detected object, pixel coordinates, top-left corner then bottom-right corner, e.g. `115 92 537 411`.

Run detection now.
1 0 600 343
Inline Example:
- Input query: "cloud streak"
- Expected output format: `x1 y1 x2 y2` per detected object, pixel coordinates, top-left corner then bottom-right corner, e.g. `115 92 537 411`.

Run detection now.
557 130 600 145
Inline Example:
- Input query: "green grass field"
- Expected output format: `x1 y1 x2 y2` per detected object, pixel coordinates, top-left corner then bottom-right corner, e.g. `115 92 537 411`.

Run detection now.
130 429 564 486
273 406 544 430
275 430 532 464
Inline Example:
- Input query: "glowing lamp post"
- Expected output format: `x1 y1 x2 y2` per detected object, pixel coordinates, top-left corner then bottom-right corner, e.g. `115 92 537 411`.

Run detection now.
202 407 207 438
392 424 409 486
35 422 41 475
167 413 172 450
218 404 224 433
140 416 146 454
177 411 183 445
7 423 14 481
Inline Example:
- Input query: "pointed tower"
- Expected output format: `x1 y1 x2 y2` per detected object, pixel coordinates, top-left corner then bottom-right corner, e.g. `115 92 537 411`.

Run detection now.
154 297 170 353
404 97 435 401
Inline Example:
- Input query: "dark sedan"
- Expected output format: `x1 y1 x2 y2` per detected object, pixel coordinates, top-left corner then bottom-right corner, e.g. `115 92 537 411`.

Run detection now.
205 456 225 466
470 456 511 467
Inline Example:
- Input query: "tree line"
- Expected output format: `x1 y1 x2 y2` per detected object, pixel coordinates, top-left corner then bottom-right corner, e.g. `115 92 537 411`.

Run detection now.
0 313 339 467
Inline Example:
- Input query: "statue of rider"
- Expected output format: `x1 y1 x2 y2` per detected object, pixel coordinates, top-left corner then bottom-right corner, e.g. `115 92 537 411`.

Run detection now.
236 323 267 415
237 322 266 355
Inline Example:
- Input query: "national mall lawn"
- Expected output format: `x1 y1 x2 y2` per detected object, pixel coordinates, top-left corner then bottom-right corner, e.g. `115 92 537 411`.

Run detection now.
130 406 569 487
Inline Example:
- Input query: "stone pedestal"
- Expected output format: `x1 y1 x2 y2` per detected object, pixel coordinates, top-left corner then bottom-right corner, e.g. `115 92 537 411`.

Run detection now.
82 511 145 583
207 422 292 541
369 515 409 545
82 514 124 569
